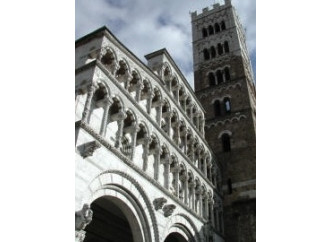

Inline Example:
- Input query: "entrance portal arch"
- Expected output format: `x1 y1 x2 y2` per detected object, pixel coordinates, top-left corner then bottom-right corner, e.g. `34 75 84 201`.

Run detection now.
80 170 158 242
84 195 142 242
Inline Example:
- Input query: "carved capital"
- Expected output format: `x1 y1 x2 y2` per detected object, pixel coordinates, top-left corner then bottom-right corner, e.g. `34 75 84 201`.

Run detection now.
153 197 167 210
189 180 196 189
75 230 86 242
75 204 93 231
179 93 188 100
110 111 127 122
78 141 101 158
163 204 176 217
179 173 187 182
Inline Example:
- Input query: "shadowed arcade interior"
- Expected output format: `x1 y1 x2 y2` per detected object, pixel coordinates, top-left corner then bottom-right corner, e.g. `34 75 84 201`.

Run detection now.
164 232 188 242
84 196 136 242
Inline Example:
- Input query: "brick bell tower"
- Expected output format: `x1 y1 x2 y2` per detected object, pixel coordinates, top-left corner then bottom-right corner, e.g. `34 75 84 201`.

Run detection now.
191 0 256 241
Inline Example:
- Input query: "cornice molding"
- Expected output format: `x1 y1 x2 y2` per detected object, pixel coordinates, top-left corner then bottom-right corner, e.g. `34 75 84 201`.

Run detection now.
205 114 247 129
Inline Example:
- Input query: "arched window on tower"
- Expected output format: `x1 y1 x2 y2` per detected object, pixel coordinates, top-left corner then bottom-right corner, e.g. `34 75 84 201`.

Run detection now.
208 25 214 35
214 23 220 33
221 133 231 152
216 70 223 84
221 21 226 30
202 28 208 38
203 49 210 60
214 100 221 117
217 43 223 55
224 67 231 81
224 41 230 53
224 97 231 114
227 178 232 194
210 46 216 58
209 73 216 86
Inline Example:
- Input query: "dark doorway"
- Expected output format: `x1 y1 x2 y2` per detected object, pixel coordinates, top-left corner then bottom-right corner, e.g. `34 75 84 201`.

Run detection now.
164 232 188 242
84 197 134 242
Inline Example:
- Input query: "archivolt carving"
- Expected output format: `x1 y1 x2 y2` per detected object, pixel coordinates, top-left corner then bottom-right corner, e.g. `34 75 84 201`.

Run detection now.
163 213 202 242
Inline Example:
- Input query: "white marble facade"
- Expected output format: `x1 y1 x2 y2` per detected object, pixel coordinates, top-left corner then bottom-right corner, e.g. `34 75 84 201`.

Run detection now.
75 24 225 242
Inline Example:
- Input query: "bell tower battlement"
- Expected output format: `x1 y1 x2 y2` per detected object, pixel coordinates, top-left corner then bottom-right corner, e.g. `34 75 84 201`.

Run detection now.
191 0 254 93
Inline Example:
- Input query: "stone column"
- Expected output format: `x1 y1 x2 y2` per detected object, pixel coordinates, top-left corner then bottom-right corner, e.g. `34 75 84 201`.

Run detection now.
165 112 172 137
208 165 213 182
189 181 196 210
205 196 209 220
124 73 133 90
182 129 188 154
164 159 170 189
154 146 161 181
198 189 203 216
203 159 208 177
99 98 113 136
210 200 215 227
180 94 188 112
173 121 180 145
135 82 143 103
130 125 140 160
195 113 200 131
191 143 195 164
196 146 201 168
200 118 205 136
161 150 170 188
156 104 162 126
168 80 172 93
82 83 96 122
187 103 194 120
171 164 180 197
174 88 180 103
115 119 124 149
147 93 154 114
142 138 151 171
195 190 200 214
183 175 189 205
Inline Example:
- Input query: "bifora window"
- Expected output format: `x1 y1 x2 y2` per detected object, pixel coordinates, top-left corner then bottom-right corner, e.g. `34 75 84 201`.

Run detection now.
214 100 221 117
208 25 214 35
224 97 231 113
221 133 231 152
214 23 220 33
203 49 210 60
209 73 216 86
202 28 208 38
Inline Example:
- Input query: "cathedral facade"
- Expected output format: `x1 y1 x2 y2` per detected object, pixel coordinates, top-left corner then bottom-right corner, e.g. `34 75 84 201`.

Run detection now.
75 1 255 242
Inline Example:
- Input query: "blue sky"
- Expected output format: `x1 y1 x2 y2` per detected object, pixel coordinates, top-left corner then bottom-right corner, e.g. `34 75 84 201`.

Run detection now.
75 0 256 87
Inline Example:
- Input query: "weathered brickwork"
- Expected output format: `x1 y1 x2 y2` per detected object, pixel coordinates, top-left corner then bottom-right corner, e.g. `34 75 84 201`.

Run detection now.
192 1 256 241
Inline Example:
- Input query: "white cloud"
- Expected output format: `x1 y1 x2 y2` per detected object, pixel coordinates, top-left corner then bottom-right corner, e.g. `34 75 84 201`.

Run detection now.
76 0 256 87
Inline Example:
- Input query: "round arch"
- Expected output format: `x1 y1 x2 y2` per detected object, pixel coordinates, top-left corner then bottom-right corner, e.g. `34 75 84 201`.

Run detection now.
81 170 159 242
84 191 143 242
161 214 201 242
